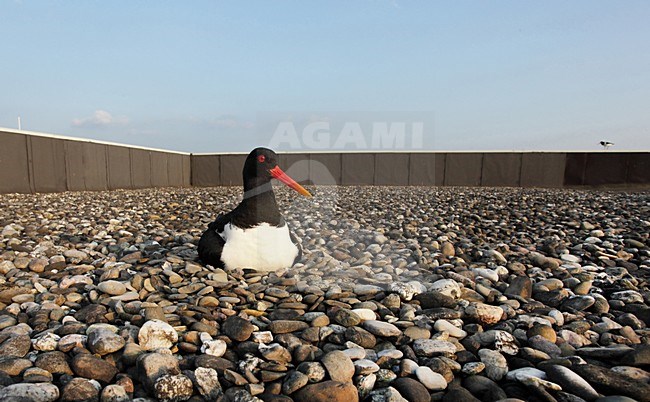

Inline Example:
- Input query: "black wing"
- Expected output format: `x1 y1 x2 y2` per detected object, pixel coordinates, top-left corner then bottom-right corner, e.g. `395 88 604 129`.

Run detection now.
198 213 231 268
289 229 303 266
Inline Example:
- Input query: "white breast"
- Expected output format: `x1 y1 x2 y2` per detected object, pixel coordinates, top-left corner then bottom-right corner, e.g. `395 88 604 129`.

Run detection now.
218 222 298 272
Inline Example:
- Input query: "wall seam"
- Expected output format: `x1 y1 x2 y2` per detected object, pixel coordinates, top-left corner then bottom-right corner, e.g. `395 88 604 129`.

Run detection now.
129 149 135 190
104 145 110 190
26 135 35 193
63 141 70 191
478 153 485 187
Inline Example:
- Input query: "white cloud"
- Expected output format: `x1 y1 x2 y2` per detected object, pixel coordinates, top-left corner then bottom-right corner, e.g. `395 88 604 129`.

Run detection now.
71 110 129 128
210 116 254 129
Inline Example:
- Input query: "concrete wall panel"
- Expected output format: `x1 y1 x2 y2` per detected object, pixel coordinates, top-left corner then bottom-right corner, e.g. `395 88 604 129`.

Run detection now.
64 141 85 191
520 153 566 187
584 153 628 186
375 153 410 185
107 146 132 189
309 154 341 185
0 132 31 193
481 153 521 187
82 143 108 191
3 128 650 194
191 155 221 187
182 155 191 186
220 155 246 186
30 136 67 192
445 153 483 186
131 149 151 189
150 152 169 187
564 153 588 186
342 153 375 185
409 153 445 186
627 153 650 183
166 154 184 186
282 154 310 184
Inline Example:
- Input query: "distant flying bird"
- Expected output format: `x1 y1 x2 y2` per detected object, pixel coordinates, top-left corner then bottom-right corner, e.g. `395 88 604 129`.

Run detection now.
600 141 614 150
198 147 312 272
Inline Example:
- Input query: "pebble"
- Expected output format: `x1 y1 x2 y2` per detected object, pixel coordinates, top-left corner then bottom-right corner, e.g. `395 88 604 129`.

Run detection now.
97 280 127 296
545 365 599 401
430 279 462 299
479 349 508 381
434 319 467 338
0 187 647 401
154 374 194 402
416 366 448 390
87 328 126 355
294 381 359 402
0 383 60 402
194 367 222 400
362 320 402 337
413 339 457 357
321 350 355 383
138 319 178 350
101 384 130 402
222 315 255 341
392 377 430 402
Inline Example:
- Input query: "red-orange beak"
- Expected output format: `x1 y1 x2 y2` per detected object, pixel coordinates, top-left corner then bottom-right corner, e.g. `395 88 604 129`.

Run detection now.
269 166 312 197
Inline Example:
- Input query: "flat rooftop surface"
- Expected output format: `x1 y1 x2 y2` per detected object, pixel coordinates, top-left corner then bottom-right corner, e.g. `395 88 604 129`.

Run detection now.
0 186 649 400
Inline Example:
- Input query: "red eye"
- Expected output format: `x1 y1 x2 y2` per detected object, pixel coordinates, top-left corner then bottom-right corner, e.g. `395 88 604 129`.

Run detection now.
257 155 266 163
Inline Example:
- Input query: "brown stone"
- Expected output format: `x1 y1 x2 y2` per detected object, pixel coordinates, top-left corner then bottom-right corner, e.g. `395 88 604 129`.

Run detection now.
222 316 255 342
294 381 359 402
268 320 309 334
71 354 118 383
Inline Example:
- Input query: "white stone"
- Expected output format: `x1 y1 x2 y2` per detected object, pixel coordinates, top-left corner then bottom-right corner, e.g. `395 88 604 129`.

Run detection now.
59 275 93 289
377 349 403 359
354 285 384 296
415 366 448 391
506 367 547 382
548 310 564 326
434 319 467 338
465 303 504 325
560 254 581 263
412 339 457 357
251 331 273 344
486 249 507 264
138 319 178 350
351 308 376 322
473 268 500 283
342 347 366 360
354 359 380 375
32 332 60 351
194 367 222 400
611 290 644 304
0 383 59 402
479 349 508 381
362 320 402 337
201 339 227 357
429 279 461 299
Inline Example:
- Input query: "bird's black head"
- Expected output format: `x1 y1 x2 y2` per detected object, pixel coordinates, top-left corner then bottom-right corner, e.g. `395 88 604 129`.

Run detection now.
242 147 311 196
243 147 279 182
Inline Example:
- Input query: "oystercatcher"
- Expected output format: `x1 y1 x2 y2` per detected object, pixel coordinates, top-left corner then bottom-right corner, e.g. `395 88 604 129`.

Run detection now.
600 141 614 150
198 147 311 271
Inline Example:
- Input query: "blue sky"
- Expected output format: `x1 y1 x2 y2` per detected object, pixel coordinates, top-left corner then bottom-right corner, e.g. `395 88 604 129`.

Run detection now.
1 1 649 152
